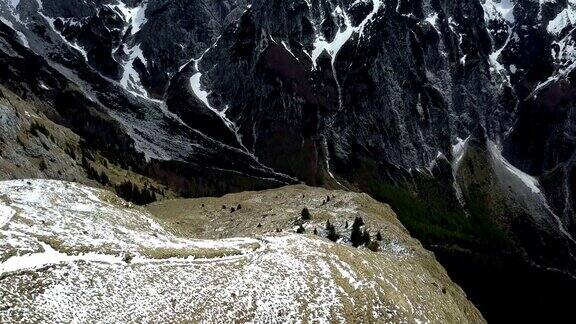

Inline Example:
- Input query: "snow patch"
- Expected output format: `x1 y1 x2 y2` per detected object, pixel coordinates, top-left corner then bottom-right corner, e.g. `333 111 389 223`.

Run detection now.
488 141 540 194
0 205 15 228
451 136 469 168
110 0 148 35
35 1 88 61
311 0 382 68
120 44 148 98
0 16 29 48
483 0 516 24
547 6 576 36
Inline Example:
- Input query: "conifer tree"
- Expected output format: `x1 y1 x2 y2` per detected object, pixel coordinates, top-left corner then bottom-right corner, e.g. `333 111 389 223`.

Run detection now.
301 207 311 220
350 219 363 247
326 220 339 242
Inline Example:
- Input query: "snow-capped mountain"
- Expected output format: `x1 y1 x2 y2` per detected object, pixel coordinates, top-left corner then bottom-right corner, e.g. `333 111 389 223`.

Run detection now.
2 0 576 321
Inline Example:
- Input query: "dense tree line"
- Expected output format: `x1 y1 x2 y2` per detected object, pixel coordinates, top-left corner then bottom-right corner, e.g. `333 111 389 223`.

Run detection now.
82 157 109 185
115 180 157 205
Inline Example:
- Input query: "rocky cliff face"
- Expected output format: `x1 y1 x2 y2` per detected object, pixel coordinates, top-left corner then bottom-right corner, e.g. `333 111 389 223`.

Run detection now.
2 0 576 321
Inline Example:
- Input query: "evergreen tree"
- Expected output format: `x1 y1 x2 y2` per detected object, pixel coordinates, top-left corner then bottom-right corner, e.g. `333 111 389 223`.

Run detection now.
350 218 363 247
39 159 47 171
376 231 383 241
301 207 311 220
115 181 156 205
326 220 339 242
99 172 110 185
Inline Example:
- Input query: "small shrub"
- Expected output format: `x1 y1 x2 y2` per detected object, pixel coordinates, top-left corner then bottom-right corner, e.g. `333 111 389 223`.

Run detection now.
39 159 47 171
30 121 50 137
326 220 339 242
367 240 379 252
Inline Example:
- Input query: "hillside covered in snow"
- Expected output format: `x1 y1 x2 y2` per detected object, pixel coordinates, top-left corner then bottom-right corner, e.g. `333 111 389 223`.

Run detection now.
0 180 483 323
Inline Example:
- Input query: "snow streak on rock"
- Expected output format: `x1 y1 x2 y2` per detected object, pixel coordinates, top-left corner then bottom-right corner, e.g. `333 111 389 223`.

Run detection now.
109 0 148 35
0 17 28 47
483 0 515 23
120 44 149 98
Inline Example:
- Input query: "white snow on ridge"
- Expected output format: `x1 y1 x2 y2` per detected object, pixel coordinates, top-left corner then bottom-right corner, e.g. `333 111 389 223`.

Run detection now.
482 0 516 23
0 205 15 229
311 6 355 67
120 44 149 98
110 0 148 35
0 16 29 48
425 12 439 29
488 141 540 194
451 136 470 212
186 39 261 156
547 7 576 35
189 70 248 151
0 179 478 324
452 136 470 168
9 0 20 9
35 0 89 61
311 0 382 68
310 0 383 111
0 179 262 261
488 141 576 244
190 72 211 109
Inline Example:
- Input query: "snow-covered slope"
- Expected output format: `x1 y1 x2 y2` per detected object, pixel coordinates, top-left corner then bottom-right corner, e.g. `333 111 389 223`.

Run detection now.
0 180 484 323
